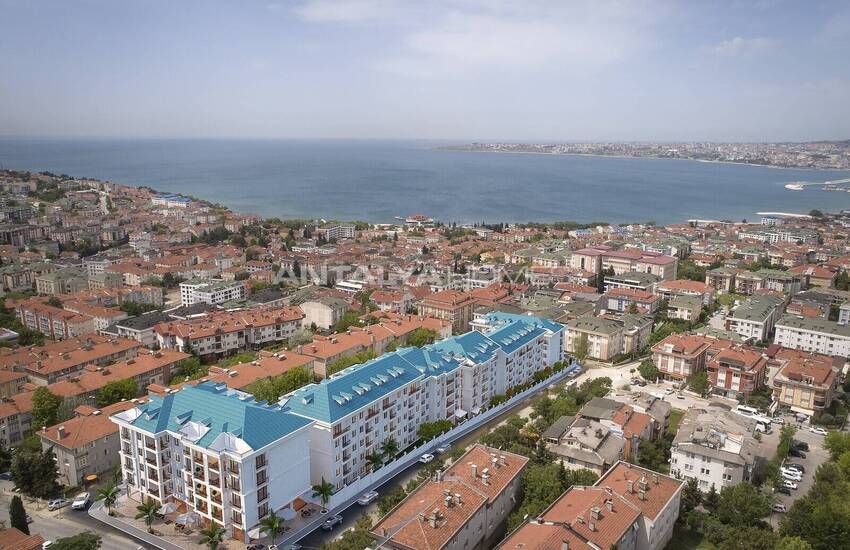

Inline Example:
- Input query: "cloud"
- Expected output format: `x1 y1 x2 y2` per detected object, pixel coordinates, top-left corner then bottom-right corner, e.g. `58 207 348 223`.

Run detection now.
292 0 399 23
709 36 773 57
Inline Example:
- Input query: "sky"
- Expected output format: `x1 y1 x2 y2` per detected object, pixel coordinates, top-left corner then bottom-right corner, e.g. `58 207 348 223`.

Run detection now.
1 0 849 142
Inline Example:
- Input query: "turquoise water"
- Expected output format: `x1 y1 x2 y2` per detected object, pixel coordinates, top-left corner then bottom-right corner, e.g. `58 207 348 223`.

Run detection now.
1 138 849 224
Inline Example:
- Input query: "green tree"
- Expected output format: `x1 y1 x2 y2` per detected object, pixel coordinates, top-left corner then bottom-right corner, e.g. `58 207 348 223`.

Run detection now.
776 537 814 550
46 296 63 308
11 447 60 498
96 482 119 516
417 420 453 442
688 371 710 397
9 495 29 535
49 532 102 550
259 511 285 545
246 367 312 403
638 359 660 381
31 386 63 429
572 333 590 362
199 524 226 550
95 378 138 407
312 477 334 512
377 486 407 516
381 438 399 460
135 498 158 533
715 482 770 527
407 328 438 347
824 431 850 461
680 477 702 518
366 451 384 472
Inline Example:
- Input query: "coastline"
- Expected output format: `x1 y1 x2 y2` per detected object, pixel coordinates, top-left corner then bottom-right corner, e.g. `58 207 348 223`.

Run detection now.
436 147 849 172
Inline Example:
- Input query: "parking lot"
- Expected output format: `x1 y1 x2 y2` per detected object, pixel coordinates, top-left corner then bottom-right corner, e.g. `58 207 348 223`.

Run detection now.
769 423 831 523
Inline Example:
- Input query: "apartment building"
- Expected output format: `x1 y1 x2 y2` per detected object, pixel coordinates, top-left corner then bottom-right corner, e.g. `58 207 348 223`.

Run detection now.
418 290 477 334
500 462 682 550
705 267 737 294
316 223 356 241
299 297 350 330
604 288 659 314
706 346 768 398
570 247 678 280
284 315 562 490
565 317 624 361
15 300 96 340
0 335 142 385
103 311 172 347
371 445 528 550
35 266 89 295
725 295 784 342
112 382 314 543
0 391 33 447
773 315 850 357
769 348 842 418
655 279 715 305
199 350 316 389
0 370 27 399
670 406 761 491
667 296 703 322
603 271 662 293
179 279 247 307
39 401 135 486
155 307 305 358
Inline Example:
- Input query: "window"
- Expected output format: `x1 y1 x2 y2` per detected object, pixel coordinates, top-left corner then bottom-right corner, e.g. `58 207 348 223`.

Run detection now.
256 470 267 485
257 486 268 502
258 503 269 519
255 454 267 470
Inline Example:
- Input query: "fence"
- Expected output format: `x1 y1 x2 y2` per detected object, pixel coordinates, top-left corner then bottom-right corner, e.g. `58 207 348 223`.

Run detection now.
278 362 580 546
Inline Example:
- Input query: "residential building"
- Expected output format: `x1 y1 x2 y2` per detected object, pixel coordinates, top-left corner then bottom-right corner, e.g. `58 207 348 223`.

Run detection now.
604 271 661 293
371 445 528 550
667 295 703 322
103 311 172 347
705 267 737 294
299 297 350 330
543 416 625 475
651 334 712 381
418 290 477 334
35 266 88 295
725 295 784 342
316 223 356 241
14 300 96 340
0 528 45 550
112 382 314 543
655 279 715 305
670 406 761 491
199 350 316 389
565 317 624 361
179 279 247 307
769 348 842 418
774 315 850 357
39 401 136 486
604 288 659 314
0 391 33 447
706 346 768 398
0 370 27 398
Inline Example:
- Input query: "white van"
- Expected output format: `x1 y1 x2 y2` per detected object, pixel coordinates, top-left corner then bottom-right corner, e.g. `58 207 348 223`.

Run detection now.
735 405 758 417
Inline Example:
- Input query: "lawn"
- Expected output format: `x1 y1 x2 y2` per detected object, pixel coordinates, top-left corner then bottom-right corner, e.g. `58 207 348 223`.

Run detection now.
665 525 717 550
667 408 685 436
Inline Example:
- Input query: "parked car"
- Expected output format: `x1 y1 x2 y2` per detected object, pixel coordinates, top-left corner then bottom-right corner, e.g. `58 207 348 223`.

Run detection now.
435 444 451 455
782 480 798 490
785 463 805 473
0 472 12 480
664 388 674 395
419 453 435 464
321 515 344 531
776 486 792 496
357 491 379 506
71 492 91 510
772 504 787 513
47 498 70 511
676 393 685 400
792 440 809 451
781 471 802 482
42 542 53 549
246 544 266 550
771 417 785 425
25 514 33 524
810 426 828 436
789 448 807 459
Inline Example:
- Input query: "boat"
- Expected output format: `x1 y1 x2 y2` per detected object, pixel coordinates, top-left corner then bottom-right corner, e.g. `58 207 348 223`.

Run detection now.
784 182 805 191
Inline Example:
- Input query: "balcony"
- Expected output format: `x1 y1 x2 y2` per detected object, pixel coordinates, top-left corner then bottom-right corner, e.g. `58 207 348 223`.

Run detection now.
208 474 220 488
231 496 242 510
228 462 240 475
208 459 220 472
227 475 240 492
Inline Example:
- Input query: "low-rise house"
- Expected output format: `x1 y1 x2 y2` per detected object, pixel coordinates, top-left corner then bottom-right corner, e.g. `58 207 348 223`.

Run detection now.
544 415 626 475
769 347 842 418
371 445 528 550
198 350 316 389
0 528 45 550
39 401 136 486
670 406 762 491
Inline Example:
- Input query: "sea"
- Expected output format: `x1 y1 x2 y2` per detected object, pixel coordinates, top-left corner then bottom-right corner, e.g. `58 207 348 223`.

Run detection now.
2 138 849 225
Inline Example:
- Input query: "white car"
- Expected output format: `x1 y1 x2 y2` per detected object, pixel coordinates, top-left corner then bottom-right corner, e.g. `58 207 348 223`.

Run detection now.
357 491 379 505
772 504 787 513
71 492 91 510
47 498 69 511
810 426 828 436
435 444 451 454
419 453 435 464
664 388 674 395
781 471 802 482
782 480 798 490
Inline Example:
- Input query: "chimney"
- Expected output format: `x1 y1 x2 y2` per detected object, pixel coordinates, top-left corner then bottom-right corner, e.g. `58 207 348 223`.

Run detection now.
444 495 453 508
454 493 462 506
627 480 634 494
639 490 646 501
428 509 440 529
653 473 659 485
499 455 507 466
606 499 614 513
588 522 596 532
470 463 478 478
590 507 600 521
561 541 570 550
57 426 66 439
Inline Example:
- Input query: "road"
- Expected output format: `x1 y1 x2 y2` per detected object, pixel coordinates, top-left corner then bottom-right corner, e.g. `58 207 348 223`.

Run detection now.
0 482 152 549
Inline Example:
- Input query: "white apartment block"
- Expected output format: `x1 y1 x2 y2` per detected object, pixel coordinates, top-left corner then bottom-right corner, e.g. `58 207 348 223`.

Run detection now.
179 279 247 307
725 295 784 342
112 383 314 543
774 315 850 358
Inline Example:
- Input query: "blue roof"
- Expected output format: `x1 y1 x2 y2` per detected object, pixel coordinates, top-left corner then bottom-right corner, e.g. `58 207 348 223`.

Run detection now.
479 311 563 334
283 315 561 424
129 382 312 450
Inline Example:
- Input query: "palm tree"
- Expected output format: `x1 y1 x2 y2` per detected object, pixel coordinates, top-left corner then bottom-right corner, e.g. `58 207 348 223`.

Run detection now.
199 524 226 550
259 511 285 545
135 498 158 533
312 477 334 512
96 482 119 516
366 451 384 472
381 438 399 462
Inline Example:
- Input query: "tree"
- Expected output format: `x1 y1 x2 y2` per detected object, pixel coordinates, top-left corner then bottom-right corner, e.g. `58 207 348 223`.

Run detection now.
135 498 158 533
704 483 720 512
417 420 453 442
688 371 710 397
47 296 63 308
366 451 384 472
378 486 407 516
31 386 63 429
95 378 138 407
11 447 60 499
49 532 102 550
626 301 639 314
715 482 770 527
573 333 590 362
680 478 702 518
638 359 660 381
9 495 29 535
259 511 285 544
96 482 119 516
246 367 312 403
199 524 226 550
824 431 850 461
381 438 400 461
312 478 334 511
808 209 824 218
407 328 438 347
776 537 814 550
